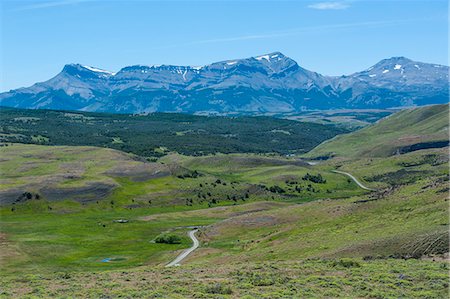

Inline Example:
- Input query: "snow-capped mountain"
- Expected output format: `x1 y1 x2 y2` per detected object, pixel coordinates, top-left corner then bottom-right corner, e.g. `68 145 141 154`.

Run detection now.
1 52 448 113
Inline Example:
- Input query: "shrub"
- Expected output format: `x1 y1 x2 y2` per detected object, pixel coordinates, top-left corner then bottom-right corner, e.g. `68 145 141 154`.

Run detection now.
155 234 181 244
331 258 361 268
269 185 285 193
177 170 202 179
59 273 71 279
302 173 326 184
205 283 232 295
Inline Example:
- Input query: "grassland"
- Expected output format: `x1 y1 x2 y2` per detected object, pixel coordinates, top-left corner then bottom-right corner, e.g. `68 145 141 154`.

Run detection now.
0 144 448 297
1 259 448 298
0 144 366 206
0 105 448 298
192 149 448 264
0 144 367 275
306 104 449 158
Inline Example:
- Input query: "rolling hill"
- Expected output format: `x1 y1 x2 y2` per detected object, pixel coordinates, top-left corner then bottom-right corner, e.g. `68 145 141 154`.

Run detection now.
306 104 449 158
0 104 448 298
1 143 448 298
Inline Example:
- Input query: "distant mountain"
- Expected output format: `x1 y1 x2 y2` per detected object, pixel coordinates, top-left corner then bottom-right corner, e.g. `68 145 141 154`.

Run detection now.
1 52 448 114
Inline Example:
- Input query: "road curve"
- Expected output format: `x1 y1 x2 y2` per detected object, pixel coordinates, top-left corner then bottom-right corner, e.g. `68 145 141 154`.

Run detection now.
166 229 199 267
331 170 376 191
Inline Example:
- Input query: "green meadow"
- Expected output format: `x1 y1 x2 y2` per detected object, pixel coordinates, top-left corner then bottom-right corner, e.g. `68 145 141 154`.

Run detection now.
0 105 448 298
306 104 449 158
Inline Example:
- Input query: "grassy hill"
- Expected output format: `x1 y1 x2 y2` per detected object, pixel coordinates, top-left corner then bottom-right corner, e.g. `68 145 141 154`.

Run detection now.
0 105 448 298
0 144 364 206
0 144 368 274
0 107 346 157
306 104 449 158
191 148 448 264
0 144 448 297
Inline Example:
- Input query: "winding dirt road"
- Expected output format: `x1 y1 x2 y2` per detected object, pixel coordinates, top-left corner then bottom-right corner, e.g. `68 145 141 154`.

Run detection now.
331 170 376 191
165 170 373 267
166 229 199 267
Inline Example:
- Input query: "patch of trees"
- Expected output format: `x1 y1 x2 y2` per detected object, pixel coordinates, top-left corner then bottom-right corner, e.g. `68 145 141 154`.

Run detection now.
184 178 252 207
285 180 298 185
14 192 40 203
302 173 326 184
268 185 286 194
0 107 346 157
155 234 181 244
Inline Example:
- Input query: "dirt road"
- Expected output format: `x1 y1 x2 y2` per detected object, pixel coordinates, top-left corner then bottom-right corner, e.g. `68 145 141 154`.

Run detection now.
166 229 199 267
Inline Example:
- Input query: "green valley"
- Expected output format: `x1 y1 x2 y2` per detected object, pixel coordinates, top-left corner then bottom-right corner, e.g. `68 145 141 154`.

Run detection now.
0 104 448 298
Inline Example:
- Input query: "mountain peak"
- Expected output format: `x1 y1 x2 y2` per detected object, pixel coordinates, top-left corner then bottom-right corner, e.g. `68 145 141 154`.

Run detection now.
62 64 115 78
249 52 299 74
359 56 415 74
372 56 413 68
1 54 448 114
253 52 287 62
386 56 412 61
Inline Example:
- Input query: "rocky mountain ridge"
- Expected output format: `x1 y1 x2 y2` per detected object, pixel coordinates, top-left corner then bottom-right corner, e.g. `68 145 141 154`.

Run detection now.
1 52 448 113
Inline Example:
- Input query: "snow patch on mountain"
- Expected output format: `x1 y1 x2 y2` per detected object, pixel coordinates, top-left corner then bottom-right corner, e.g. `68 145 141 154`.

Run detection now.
82 65 114 75
256 55 270 62
1 53 448 114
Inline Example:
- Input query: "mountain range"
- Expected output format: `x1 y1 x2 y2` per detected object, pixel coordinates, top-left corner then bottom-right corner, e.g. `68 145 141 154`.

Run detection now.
1 52 448 114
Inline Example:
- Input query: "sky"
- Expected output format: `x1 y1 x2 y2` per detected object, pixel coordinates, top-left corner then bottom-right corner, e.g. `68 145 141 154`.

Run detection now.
0 0 448 91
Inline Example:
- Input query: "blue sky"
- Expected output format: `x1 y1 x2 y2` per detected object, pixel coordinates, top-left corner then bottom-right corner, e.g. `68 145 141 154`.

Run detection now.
1 0 448 91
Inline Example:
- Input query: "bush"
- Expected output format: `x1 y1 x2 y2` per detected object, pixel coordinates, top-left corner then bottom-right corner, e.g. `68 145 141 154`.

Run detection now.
205 283 232 295
269 185 285 193
155 234 181 244
177 170 202 179
302 173 326 184
331 258 361 268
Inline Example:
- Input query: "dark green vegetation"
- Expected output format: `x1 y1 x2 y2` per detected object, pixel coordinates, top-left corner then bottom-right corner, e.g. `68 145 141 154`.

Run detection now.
0 107 346 157
306 104 449 158
0 105 448 298
277 108 395 129
154 234 182 244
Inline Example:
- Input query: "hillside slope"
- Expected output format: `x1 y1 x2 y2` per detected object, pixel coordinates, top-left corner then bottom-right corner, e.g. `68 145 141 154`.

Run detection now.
1 144 448 297
188 147 449 264
306 104 449 158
